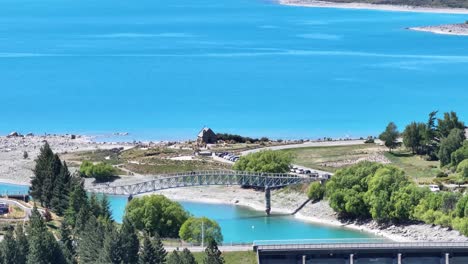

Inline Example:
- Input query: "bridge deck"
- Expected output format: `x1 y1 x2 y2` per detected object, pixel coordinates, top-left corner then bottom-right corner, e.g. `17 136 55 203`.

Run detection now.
88 170 316 196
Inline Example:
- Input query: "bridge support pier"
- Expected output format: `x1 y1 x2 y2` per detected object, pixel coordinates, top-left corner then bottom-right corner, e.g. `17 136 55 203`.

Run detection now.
445 253 450 264
265 186 271 215
397 253 402 264
128 194 133 202
349 254 354 264
302 255 306 264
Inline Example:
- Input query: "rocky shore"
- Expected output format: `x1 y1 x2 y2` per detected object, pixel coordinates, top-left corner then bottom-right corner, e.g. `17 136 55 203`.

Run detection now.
0 133 131 185
409 23 468 36
152 186 468 242
279 0 468 14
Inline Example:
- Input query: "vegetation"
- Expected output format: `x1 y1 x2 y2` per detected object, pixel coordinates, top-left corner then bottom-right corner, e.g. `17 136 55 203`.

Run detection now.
126 195 189 237
322 161 468 235
457 159 468 180
233 150 293 173
216 133 269 144
383 151 440 180
167 249 198 264
79 160 117 182
30 142 74 215
179 217 223 245
379 122 400 152
191 251 257 264
203 239 224 264
307 182 325 201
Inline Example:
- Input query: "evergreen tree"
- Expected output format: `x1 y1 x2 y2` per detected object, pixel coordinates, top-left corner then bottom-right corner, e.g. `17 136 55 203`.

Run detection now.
167 250 182 264
60 222 74 257
437 111 465 139
424 111 439 159
439 128 465 166
89 193 102 218
30 142 54 205
77 215 104 263
99 226 123 264
203 239 224 264
403 122 425 154
65 180 88 227
51 162 71 216
180 248 197 264
119 217 140 264
27 206 65 264
139 234 158 264
100 194 113 221
15 225 28 264
153 235 167 264
1 228 18 264
41 154 62 207
379 122 400 152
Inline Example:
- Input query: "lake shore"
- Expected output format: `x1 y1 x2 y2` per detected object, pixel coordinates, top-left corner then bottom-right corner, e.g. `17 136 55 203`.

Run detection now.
279 0 468 14
0 134 132 185
409 23 468 36
151 186 468 242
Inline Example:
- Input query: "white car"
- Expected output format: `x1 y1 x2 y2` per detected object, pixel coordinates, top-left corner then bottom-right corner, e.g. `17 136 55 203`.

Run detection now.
429 185 440 192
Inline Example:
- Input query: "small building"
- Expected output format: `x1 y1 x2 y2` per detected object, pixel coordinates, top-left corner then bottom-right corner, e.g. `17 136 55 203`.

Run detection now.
197 127 217 144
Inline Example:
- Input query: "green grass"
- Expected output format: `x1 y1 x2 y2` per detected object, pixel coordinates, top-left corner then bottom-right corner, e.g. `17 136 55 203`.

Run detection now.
280 144 384 172
384 151 441 181
191 251 257 264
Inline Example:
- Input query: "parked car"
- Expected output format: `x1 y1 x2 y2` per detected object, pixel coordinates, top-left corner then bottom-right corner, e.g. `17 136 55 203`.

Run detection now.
429 185 440 192
320 174 332 180
0 203 8 214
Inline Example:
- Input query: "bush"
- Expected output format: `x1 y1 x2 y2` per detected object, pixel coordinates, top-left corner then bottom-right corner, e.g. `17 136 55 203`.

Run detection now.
307 182 325 201
436 171 448 178
79 161 116 182
451 141 468 167
233 150 293 173
125 195 189 237
179 217 223 244
456 159 468 179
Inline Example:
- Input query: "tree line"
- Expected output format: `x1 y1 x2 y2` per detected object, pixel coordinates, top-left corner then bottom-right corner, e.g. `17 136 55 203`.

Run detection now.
216 133 269 144
379 111 467 167
315 161 468 236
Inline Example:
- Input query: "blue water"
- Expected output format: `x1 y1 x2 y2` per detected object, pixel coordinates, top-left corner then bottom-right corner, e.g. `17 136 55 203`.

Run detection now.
0 183 374 242
1 0 467 140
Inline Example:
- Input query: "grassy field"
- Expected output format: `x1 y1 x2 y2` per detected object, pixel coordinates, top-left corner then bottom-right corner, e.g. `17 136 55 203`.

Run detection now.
384 151 441 182
191 251 257 264
280 144 385 172
279 144 442 181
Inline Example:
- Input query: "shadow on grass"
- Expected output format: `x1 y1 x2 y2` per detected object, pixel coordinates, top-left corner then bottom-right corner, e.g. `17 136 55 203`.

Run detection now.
387 152 413 158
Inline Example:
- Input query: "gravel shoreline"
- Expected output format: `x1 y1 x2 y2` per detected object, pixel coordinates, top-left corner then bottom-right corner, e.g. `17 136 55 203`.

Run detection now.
409 24 468 36
279 0 468 14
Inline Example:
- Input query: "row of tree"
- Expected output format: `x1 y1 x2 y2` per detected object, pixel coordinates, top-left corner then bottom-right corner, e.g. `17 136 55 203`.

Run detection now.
216 133 269 144
321 161 468 235
380 111 466 167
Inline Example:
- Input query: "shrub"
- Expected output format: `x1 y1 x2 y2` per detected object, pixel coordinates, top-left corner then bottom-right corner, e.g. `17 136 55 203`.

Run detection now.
125 195 189 237
233 150 293 173
79 161 116 182
307 182 325 201
179 217 223 244
456 159 468 179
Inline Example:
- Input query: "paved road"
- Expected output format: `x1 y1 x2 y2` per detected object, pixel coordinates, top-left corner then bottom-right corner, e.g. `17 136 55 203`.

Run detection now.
0 198 32 221
165 245 253 252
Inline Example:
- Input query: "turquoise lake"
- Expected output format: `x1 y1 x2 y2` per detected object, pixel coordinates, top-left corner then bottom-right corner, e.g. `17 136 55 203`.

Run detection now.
0 0 467 140
0 183 375 242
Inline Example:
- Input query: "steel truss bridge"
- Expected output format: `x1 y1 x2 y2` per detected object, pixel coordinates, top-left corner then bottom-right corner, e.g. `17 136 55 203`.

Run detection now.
87 170 315 196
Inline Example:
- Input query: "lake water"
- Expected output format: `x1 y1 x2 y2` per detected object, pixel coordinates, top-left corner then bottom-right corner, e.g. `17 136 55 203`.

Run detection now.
0 182 375 242
1 0 467 140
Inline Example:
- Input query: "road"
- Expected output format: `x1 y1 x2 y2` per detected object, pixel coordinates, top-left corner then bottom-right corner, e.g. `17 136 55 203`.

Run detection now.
165 245 253 252
0 198 32 221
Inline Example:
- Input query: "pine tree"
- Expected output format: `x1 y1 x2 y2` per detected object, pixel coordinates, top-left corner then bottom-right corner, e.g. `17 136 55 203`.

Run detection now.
203 239 224 264
100 194 113 221
65 180 88 227
167 250 182 264
139 233 158 264
180 248 197 264
77 215 104 263
119 217 140 264
51 162 72 216
153 235 167 264
1 228 18 263
99 226 123 264
89 193 102 217
27 206 65 264
60 222 74 257
30 142 54 205
15 224 28 264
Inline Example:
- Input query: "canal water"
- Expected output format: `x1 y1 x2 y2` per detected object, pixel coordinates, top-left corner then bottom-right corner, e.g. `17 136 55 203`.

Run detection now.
0 183 375 243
